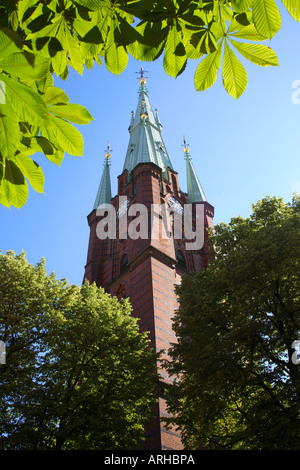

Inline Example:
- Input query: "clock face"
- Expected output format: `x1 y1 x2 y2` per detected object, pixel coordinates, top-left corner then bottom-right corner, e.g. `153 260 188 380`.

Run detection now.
168 196 184 214
116 199 130 218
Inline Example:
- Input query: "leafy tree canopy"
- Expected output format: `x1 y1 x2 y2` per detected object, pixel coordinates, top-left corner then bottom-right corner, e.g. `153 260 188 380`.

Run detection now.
166 194 300 450
0 0 299 209
0 251 158 450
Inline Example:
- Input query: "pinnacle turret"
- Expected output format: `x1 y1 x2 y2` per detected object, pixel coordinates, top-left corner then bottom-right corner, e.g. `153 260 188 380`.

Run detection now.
183 138 206 203
93 142 112 210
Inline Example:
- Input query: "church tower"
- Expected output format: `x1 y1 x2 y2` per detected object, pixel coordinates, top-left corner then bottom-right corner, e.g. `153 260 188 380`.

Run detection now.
84 69 214 450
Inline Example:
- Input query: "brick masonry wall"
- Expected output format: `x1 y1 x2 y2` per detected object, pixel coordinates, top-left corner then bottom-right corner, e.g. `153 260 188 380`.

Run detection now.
83 162 214 450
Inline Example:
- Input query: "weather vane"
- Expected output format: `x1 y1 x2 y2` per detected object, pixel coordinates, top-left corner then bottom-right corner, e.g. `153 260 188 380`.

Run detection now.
182 136 190 154
136 66 148 85
104 141 112 161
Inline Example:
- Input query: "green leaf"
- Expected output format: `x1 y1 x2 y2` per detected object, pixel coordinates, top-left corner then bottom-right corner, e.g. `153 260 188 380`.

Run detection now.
1 158 28 208
163 24 187 78
0 51 50 80
44 86 69 105
230 0 252 12
52 50 67 77
105 21 128 75
0 72 49 127
281 0 300 21
252 0 281 38
0 104 20 158
229 39 279 66
127 22 167 61
228 22 269 40
0 27 22 59
26 16 62 40
65 30 84 74
194 44 222 92
48 103 94 124
46 114 84 156
222 40 247 99
45 149 64 166
17 0 40 22
189 29 217 56
68 0 105 9
12 153 44 193
32 136 65 166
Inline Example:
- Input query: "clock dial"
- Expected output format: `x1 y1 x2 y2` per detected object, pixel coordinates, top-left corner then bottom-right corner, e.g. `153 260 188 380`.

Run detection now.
116 199 130 218
168 196 184 214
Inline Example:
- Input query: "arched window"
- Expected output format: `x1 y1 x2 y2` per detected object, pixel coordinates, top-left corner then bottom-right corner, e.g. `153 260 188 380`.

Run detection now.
120 254 128 272
116 284 126 300
172 174 178 193
176 250 186 269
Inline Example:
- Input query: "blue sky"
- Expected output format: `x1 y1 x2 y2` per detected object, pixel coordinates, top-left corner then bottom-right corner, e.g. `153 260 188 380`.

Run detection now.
1 5 300 286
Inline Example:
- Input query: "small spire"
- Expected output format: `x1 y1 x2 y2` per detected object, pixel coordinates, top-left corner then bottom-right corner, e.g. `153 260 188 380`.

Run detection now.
184 137 207 204
93 142 112 210
128 111 135 132
155 108 162 128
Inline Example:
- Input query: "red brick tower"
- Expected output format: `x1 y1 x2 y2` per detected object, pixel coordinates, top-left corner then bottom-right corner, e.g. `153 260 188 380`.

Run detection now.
84 69 214 450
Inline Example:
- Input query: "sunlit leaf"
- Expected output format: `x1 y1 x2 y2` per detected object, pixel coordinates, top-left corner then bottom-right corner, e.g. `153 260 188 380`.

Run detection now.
105 20 128 75
0 51 50 79
46 114 84 156
281 0 300 21
1 158 28 208
230 0 252 12
222 40 247 99
252 0 281 38
0 72 49 127
229 39 279 66
44 86 69 105
194 44 222 92
65 30 84 74
13 153 44 193
0 27 22 59
163 24 187 78
48 103 94 124
0 104 19 158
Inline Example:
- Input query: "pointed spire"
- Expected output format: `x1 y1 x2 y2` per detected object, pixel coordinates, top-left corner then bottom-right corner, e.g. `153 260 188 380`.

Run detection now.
93 142 112 210
128 111 134 132
155 108 162 129
122 68 173 179
183 137 206 203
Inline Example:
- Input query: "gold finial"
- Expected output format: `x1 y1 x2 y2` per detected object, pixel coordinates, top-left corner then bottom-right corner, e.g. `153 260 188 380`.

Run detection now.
183 136 189 153
137 66 148 85
104 141 111 160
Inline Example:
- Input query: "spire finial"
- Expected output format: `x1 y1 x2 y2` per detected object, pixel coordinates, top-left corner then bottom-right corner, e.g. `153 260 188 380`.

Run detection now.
136 66 148 85
104 141 112 162
182 136 190 155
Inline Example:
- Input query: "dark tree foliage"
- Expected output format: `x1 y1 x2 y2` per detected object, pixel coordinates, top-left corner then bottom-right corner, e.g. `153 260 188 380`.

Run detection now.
166 195 300 450
0 251 158 450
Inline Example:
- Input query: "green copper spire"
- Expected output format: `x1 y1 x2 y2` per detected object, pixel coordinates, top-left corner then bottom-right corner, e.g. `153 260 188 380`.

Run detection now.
123 67 173 180
93 142 112 210
183 138 206 203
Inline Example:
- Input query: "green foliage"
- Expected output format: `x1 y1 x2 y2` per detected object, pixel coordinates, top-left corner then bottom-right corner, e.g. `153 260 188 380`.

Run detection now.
0 0 299 208
0 251 158 450
165 195 300 450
